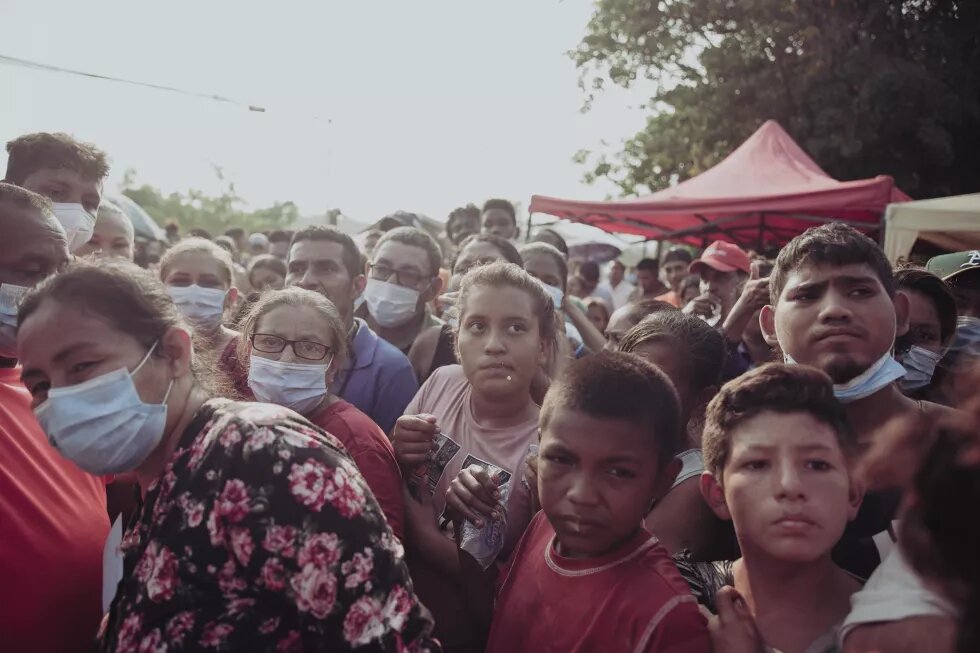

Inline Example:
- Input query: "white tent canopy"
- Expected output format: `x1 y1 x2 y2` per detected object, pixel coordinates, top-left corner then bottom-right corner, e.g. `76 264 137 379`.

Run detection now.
883 193 980 263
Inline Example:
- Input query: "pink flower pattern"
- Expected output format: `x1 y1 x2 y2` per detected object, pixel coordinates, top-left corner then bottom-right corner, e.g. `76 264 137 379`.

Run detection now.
99 400 439 652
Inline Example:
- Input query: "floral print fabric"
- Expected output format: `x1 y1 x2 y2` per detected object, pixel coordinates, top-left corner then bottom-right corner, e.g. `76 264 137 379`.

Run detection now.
100 399 439 652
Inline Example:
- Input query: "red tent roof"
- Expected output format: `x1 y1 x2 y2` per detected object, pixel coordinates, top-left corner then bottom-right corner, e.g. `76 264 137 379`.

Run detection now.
530 120 911 249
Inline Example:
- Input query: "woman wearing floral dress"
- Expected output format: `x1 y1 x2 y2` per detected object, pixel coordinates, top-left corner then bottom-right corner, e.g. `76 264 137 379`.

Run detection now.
17 258 439 652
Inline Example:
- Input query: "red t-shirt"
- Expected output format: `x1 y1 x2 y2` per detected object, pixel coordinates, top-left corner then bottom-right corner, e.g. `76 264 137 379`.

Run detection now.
487 511 711 653
0 366 109 653
309 399 405 540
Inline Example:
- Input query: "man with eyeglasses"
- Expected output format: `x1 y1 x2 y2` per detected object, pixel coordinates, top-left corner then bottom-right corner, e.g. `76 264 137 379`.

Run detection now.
357 227 447 354
286 226 417 434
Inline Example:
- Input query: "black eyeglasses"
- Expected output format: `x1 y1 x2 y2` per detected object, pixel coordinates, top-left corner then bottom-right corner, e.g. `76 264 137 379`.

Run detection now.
250 333 333 361
368 262 431 289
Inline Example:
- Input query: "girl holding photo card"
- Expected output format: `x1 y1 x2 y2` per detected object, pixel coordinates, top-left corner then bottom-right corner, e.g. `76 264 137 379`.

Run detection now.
392 262 558 653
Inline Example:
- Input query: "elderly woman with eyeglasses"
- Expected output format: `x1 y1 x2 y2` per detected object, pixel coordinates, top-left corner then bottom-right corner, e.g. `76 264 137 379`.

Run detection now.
239 287 406 540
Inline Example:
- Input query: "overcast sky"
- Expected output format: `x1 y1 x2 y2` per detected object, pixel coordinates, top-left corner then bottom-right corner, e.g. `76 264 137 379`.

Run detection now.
0 0 652 224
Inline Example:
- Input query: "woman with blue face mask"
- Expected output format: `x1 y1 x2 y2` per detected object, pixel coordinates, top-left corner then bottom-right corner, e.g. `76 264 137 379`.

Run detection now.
893 267 957 398
159 238 249 397
16 259 438 652
239 287 405 539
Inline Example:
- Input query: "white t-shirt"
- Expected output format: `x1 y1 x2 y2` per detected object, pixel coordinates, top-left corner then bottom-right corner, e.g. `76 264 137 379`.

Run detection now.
838 545 956 646
671 449 704 489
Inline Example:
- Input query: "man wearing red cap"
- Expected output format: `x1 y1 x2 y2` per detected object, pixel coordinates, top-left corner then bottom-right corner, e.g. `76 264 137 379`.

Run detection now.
683 240 752 327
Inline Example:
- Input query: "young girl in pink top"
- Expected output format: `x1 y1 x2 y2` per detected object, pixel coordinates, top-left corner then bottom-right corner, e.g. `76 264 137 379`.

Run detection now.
392 261 558 653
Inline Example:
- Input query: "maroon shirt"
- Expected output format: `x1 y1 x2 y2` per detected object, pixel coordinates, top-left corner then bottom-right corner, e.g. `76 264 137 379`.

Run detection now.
310 400 405 541
487 512 711 653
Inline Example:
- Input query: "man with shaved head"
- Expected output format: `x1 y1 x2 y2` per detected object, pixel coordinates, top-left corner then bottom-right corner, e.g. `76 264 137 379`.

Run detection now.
0 182 109 652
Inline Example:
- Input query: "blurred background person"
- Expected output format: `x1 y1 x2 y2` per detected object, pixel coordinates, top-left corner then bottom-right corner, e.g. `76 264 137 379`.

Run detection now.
74 200 135 261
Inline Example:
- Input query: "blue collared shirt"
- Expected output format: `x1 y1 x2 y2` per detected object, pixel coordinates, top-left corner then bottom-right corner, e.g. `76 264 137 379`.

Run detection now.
330 318 419 434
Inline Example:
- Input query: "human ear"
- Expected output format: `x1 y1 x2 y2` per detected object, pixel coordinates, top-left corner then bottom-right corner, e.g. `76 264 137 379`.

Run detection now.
760 304 779 348
224 287 239 311
893 290 911 340
159 326 194 378
351 274 367 300
846 473 865 522
651 457 682 504
423 275 444 302
700 471 732 520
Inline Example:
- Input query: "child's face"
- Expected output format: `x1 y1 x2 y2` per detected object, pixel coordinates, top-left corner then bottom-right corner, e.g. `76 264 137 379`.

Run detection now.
538 407 677 559
704 410 861 563
761 261 902 384
456 284 546 398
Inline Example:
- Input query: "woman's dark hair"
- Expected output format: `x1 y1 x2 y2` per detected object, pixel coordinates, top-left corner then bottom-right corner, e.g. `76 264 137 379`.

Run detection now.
618 310 726 395
529 228 569 257
520 242 569 292
895 267 958 349
17 259 221 393
20 259 181 351
902 428 980 653
450 233 523 273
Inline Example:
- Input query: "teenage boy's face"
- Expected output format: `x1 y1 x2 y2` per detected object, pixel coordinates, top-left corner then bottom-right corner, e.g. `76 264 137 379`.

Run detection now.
762 262 903 384
482 209 517 240
20 167 103 216
538 407 678 559
703 411 861 563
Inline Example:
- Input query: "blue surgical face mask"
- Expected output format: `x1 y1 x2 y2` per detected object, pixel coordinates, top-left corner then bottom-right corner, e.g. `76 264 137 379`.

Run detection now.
785 351 906 403
897 346 942 393
248 354 333 416
947 316 980 359
34 342 173 475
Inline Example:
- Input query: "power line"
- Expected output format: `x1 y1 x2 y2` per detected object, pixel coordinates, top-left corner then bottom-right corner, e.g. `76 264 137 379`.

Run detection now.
0 53 269 113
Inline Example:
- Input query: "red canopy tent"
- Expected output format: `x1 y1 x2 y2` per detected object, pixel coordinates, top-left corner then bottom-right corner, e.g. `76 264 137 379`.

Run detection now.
530 120 911 250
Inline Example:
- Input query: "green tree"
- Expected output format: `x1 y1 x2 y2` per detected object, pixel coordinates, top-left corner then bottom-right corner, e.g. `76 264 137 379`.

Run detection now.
574 0 980 199
121 167 299 235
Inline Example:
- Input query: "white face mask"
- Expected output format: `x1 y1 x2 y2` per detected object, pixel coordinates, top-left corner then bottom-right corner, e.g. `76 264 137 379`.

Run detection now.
34 342 173 475
51 202 96 252
166 284 228 331
363 278 420 328
897 346 942 392
248 354 332 415
0 283 29 359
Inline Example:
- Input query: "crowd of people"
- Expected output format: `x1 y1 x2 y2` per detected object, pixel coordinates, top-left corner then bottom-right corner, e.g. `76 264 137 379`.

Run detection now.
1 131 978 653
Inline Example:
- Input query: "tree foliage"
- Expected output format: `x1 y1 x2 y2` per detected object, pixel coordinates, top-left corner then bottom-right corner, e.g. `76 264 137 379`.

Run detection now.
120 167 299 235
574 0 980 199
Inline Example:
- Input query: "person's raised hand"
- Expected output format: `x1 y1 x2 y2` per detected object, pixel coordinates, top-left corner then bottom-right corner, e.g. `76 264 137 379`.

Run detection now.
391 413 439 469
445 465 502 528
708 586 767 653
683 294 718 319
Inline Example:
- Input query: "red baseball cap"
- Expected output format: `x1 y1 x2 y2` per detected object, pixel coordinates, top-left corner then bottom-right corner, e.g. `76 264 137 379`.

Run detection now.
689 241 752 275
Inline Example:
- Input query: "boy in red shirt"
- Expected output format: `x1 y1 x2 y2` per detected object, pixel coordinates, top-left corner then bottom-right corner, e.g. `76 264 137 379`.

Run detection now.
447 352 711 652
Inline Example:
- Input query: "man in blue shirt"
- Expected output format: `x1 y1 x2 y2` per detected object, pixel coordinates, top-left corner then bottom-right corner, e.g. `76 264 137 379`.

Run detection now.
286 226 418 434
